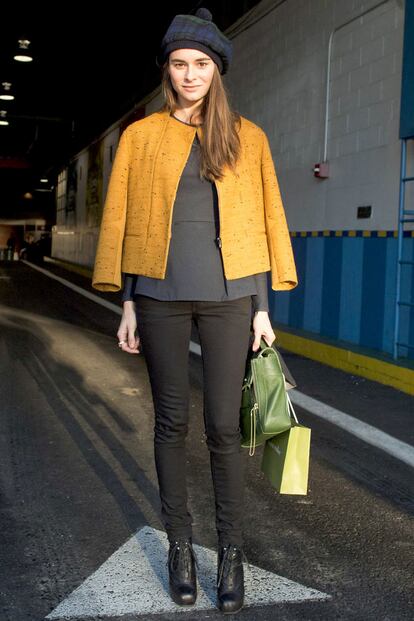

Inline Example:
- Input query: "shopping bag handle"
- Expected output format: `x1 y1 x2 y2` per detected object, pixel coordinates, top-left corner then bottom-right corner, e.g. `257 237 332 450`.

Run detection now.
286 391 299 424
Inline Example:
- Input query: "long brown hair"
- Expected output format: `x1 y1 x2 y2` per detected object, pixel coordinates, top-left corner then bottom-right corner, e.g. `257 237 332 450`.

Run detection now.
159 62 241 182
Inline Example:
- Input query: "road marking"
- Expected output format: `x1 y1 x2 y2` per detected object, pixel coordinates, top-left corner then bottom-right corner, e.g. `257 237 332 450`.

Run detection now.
289 390 414 469
23 261 414 470
45 526 331 618
21 260 122 315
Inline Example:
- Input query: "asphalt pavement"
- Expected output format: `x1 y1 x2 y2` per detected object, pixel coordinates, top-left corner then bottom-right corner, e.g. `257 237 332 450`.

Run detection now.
0 260 413 621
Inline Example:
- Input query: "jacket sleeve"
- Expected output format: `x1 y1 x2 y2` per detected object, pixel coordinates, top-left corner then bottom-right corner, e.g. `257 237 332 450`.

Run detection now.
91 128 130 292
252 271 270 312
121 273 137 302
261 131 298 291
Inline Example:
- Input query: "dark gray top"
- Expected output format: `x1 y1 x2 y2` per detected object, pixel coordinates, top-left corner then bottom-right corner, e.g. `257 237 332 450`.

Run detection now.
122 116 269 312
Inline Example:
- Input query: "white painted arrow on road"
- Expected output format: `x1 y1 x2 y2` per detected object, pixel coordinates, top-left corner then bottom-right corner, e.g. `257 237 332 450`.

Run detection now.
46 526 331 618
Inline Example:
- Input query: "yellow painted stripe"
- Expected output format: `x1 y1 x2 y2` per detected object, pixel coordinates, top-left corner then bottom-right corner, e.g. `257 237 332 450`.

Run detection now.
274 328 414 396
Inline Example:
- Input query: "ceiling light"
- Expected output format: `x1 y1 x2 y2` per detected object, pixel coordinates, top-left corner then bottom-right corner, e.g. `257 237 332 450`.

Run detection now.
40 178 49 183
0 110 9 126
0 82 14 101
14 39 33 63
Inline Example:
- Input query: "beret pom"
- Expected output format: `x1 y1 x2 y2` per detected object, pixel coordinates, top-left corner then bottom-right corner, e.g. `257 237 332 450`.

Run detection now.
195 8 212 21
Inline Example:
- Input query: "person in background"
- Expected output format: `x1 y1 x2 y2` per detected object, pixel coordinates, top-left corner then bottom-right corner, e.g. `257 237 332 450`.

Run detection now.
6 234 16 253
92 7 298 614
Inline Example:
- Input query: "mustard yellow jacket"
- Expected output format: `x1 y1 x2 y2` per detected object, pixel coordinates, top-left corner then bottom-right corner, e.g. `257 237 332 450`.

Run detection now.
92 108 298 293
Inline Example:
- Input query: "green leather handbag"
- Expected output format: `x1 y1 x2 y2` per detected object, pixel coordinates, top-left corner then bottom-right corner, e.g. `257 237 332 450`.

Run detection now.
240 337 293 455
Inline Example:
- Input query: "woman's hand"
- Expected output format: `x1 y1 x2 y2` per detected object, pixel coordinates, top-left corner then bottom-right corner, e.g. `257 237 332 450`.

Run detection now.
117 301 141 354
252 311 276 351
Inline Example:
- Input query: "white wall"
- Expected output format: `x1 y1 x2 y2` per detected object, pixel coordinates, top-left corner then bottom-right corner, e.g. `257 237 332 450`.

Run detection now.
226 0 408 231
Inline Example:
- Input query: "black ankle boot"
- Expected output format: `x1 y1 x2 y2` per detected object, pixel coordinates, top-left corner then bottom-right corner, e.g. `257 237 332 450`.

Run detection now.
217 544 244 614
167 538 198 606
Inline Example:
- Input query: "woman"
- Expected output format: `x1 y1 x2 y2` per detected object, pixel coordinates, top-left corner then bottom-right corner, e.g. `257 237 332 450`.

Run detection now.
92 8 298 614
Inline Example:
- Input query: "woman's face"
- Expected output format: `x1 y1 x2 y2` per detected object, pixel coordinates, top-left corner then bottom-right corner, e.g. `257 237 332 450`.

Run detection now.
168 48 216 107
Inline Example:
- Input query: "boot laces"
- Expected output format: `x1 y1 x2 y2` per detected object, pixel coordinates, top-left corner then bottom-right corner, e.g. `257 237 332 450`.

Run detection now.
167 539 199 574
217 545 249 588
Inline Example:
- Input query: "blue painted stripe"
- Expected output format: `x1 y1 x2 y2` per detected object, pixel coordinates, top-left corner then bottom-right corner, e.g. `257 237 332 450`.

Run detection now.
360 238 386 350
401 236 414 359
271 261 289 326
382 238 398 354
395 237 411 355
303 236 324 333
339 238 363 343
320 237 343 339
288 236 306 329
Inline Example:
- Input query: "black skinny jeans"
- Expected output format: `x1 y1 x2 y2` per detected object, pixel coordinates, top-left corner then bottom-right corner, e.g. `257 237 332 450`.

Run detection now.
134 294 253 548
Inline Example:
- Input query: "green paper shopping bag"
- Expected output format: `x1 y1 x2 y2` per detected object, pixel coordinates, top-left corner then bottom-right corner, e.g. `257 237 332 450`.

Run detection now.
260 392 311 495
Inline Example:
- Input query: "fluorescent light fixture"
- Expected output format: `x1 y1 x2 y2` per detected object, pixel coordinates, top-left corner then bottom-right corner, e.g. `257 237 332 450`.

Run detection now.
0 110 9 126
14 39 33 62
0 82 14 101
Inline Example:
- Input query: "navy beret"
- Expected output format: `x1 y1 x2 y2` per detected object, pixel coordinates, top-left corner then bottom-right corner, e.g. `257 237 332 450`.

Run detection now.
156 7 233 75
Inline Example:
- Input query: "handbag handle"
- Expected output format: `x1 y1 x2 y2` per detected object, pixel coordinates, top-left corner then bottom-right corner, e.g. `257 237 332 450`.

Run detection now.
242 337 274 389
256 337 278 358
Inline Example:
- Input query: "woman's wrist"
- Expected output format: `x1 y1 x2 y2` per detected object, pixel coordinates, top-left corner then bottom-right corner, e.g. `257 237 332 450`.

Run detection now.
123 300 136 311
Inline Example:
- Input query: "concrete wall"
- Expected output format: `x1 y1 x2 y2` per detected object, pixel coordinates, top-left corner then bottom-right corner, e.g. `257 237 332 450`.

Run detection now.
52 128 120 267
227 0 409 232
